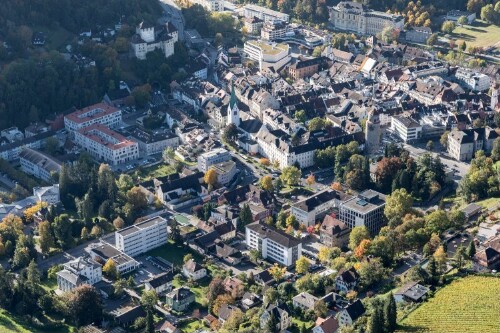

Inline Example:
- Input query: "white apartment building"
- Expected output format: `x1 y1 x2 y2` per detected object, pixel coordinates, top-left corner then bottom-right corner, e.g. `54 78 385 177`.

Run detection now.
447 127 498 161
190 0 224 11
243 4 289 22
339 190 386 234
115 216 168 257
244 17 264 34
33 184 60 204
328 1 404 36
245 222 301 266
390 115 422 143
57 256 102 292
261 20 289 41
64 103 122 132
197 147 231 172
131 22 178 60
455 68 491 92
74 124 139 165
291 189 348 227
211 160 238 185
19 147 61 182
243 40 291 71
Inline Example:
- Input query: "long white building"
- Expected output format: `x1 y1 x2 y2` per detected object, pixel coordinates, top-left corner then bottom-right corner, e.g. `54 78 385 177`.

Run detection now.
328 1 404 35
115 216 168 257
291 190 350 227
74 124 139 165
455 68 491 92
64 102 122 132
243 4 289 22
246 222 301 266
190 0 224 11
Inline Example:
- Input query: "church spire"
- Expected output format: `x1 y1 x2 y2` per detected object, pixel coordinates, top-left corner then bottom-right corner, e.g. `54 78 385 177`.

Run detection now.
230 81 237 109
227 81 240 127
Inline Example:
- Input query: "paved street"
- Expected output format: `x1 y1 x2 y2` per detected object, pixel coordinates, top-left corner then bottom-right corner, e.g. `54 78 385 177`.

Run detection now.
159 0 185 40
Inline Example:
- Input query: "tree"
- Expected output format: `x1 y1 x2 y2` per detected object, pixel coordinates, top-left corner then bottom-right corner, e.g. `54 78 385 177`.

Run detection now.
266 310 279 333
183 253 193 264
204 169 218 188
457 16 468 25
492 137 500 161
239 204 253 230
169 218 181 243
261 175 274 192
113 216 125 229
308 117 328 131
146 308 155 333
212 294 234 316
67 285 103 326
358 258 389 289
427 33 438 46
295 256 311 274
222 123 238 144
103 259 118 280
367 301 384 333
294 110 306 124
440 131 449 148
249 249 261 263
318 246 340 264
126 187 148 211
426 140 434 151
384 189 413 222
117 173 134 191
426 255 438 285
425 210 450 234
380 25 399 43
286 214 299 230
38 221 55 254
441 21 456 34
384 293 397 332
481 4 497 23
280 166 301 186
454 245 467 269
466 241 476 259
349 226 370 251
314 299 328 317
306 174 316 186
141 289 159 312
433 246 447 273
269 263 286 281
355 239 372 259
468 0 485 14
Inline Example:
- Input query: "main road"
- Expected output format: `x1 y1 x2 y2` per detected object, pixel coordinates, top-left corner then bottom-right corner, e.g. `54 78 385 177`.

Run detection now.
158 0 185 41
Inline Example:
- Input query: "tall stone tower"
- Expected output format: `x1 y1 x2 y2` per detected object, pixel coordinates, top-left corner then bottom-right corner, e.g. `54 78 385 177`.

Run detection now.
365 107 381 153
491 83 499 111
227 82 240 127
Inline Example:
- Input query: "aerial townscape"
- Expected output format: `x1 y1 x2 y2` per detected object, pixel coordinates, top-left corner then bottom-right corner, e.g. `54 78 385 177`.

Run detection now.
1 0 500 333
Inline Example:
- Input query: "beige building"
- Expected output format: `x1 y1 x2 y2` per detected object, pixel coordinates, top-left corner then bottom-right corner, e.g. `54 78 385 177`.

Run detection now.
131 22 178 60
447 127 498 161
190 0 224 11
328 2 404 36
243 40 291 71
64 103 122 132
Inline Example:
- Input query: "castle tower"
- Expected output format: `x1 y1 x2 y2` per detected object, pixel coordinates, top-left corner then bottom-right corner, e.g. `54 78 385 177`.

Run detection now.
365 107 381 153
227 83 240 127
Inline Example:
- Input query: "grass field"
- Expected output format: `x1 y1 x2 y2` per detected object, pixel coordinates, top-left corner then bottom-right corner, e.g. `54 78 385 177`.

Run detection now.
145 241 203 266
396 276 500 333
140 164 176 180
0 310 74 333
452 20 500 49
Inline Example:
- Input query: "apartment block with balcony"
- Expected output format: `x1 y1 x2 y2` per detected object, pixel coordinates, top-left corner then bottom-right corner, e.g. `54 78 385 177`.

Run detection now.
64 103 122 132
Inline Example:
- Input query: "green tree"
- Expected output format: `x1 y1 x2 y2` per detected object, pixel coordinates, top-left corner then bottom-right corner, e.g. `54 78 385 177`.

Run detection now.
426 140 434 151
426 255 438 285
280 166 301 186
239 204 253 230
103 259 118 280
440 131 449 148
467 241 476 259
314 299 328 317
425 210 450 234
222 123 238 144
308 117 328 131
68 285 103 326
457 16 468 25
384 293 397 332
454 245 467 269
295 256 310 274
367 302 384 333
261 175 274 192
286 214 299 229
384 189 413 223
141 289 159 312
441 21 456 34
427 33 438 46
169 218 181 243
38 221 55 254
349 226 371 251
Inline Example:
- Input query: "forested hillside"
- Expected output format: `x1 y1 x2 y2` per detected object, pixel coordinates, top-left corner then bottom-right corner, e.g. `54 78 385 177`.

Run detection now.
0 0 161 35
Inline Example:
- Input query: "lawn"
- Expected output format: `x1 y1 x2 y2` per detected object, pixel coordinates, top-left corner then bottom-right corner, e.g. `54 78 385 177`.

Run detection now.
179 319 204 333
140 164 176 180
396 276 500 333
145 241 202 266
474 197 500 210
291 318 315 333
0 310 74 333
452 20 500 50
40 278 58 292
31 26 73 51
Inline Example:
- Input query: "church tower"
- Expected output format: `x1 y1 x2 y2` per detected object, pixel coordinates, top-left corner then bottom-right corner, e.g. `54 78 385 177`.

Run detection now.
227 82 240 127
491 83 499 111
365 107 381 153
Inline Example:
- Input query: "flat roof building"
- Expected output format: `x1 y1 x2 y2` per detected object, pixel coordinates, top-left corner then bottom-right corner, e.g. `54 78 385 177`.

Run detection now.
339 189 386 234
115 216 168 257
64 102 122 132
